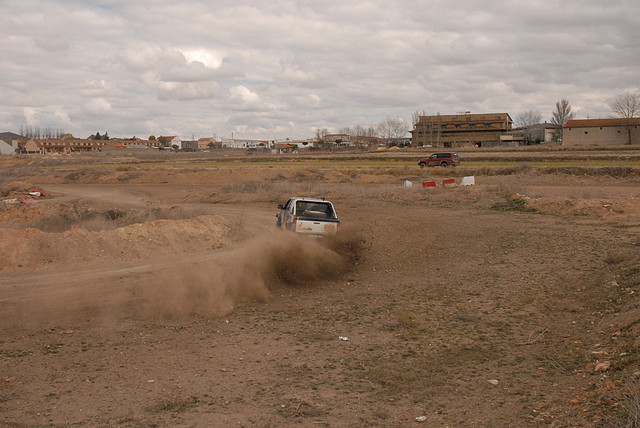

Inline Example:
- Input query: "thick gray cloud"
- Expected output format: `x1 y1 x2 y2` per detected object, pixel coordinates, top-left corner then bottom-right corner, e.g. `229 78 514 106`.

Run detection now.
1 0 638 139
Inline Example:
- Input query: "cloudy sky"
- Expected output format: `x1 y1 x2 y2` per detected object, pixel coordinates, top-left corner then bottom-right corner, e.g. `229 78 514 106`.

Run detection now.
1 0 638 140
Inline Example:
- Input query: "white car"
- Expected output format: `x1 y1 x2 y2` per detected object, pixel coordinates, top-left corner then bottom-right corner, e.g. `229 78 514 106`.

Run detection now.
276 197 340 237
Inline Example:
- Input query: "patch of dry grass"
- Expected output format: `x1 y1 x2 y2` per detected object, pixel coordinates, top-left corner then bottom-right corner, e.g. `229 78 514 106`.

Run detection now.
148 396 200 413
393 309 420 329
597 377 640 428
1 202 206 232
604 252 634 266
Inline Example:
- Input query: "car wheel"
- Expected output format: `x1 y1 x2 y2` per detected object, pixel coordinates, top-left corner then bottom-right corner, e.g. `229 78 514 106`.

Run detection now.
440 161 448 167
419 162 426 168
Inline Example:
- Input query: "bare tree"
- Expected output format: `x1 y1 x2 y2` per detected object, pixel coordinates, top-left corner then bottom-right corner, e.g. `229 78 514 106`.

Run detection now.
551 99 575 125
515 110 543 144
376 117 408 140
515 110 543 128
315 128 328 143
551 99 575 143
412 110 426 128
340 125 376 137
357 125 377 137
611 91 640 144
611 91 640 119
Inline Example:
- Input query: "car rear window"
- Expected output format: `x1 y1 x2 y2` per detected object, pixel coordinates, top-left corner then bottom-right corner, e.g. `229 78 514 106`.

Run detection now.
296 201 335 219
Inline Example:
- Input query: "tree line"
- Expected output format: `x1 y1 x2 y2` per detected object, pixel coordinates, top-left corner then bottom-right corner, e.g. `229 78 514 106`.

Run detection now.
19 125 68 139
315 117 410 144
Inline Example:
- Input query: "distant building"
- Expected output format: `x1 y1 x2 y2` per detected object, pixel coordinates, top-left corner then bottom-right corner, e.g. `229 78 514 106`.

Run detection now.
0 132 25 143
0 132 26 153
275 139 313 149
498 131 525 146
0 140 16 155
322 134 354 146
411 113 512 148
352 135 387 147
274 143 298 153
106 139 160 149
24 139 107 154
563 118 640 146
181 140 199 151
159 136 182 147
531 123 561 144
506 123 561 145
197 138 215 150
220 139 269 149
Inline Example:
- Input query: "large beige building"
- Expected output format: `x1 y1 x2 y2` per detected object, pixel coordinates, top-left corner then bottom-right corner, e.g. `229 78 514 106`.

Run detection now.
24 139 107 154
411 113 512 148
563 118 640 146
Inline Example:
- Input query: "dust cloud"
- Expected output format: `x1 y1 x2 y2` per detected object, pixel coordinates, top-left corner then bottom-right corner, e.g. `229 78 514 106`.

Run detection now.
138 230 353 319
1 229 362 328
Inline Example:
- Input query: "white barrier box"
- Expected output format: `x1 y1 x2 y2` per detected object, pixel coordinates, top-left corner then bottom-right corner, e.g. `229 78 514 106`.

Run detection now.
404 180 413 188
461 176 475 186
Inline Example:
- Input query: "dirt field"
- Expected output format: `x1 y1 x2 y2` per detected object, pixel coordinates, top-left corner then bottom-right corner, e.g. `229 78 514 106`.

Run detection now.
1 151 640 427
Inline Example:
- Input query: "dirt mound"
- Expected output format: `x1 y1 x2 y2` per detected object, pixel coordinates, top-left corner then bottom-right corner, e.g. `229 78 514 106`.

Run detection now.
0 180 36 197
0 200 207 232
0 215 232 272
513 194 630 218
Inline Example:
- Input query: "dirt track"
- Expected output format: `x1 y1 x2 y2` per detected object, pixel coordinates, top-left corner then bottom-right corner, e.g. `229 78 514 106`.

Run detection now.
1 161 640 427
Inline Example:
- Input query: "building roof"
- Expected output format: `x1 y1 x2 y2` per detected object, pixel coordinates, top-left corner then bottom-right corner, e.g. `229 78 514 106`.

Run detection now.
419 112 512 122
0 132 25 141
106 139 155 146
564 118 640 128
511 123 561 131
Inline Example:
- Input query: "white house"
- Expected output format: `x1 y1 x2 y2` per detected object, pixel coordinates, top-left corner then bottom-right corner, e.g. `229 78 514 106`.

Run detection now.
160 136 182 147
0 140 16 155
220 138 270 149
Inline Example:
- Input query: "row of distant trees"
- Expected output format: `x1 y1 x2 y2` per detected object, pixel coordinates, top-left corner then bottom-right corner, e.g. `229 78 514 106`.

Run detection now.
18 127 116 141
513 101 573 143
88 131 110 140
88 132 140 141
315 117 410 144
19 125 69 139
